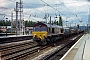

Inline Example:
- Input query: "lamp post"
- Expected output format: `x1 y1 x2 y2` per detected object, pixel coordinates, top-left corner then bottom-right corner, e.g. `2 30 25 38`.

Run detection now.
87 24 89 32
66 21 68 27
5 18 8 36
79 20 82 30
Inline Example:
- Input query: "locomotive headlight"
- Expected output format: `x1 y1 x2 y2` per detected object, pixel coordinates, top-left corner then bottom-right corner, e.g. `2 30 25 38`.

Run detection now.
43 34 46 38
34 34 36 38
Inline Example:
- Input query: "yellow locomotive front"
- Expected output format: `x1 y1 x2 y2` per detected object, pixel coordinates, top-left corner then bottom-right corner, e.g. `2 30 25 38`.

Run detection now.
32 27 48 40
32 22 48 45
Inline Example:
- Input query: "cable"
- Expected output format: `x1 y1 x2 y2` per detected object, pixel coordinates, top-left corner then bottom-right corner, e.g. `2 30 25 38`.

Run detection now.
23 3 48 20
58 0 81 21
23 2 78 6
8 0 16 3
58 0 75 15
40 0 66 16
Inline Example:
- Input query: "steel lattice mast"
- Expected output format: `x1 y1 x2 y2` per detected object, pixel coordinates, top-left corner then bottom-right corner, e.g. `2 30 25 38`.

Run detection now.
15 0 25 35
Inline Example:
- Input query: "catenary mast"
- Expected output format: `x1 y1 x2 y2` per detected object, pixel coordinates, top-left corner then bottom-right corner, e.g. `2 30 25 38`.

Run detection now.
15 0 24 35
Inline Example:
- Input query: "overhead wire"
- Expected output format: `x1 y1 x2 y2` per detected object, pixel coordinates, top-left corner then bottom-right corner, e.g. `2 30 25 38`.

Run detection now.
40 0 66 16
0 6 15 18
7 0 39 20
6 0 69 21
0 0 43 21
43 5 47 14
58 0 76 15
23 6 44 20
0 0 17 17
58 0 81 22
23 2 49 20
8 0 16 3
6 0 84 23
23 1 79 19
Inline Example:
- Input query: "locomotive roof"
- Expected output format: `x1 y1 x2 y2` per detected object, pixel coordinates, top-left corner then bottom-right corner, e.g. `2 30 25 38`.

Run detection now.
34 22 62 28
33 22 47 27
45 23 62 28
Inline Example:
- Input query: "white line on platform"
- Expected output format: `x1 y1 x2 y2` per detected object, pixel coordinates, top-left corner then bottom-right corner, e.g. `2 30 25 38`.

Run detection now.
60 34 85 60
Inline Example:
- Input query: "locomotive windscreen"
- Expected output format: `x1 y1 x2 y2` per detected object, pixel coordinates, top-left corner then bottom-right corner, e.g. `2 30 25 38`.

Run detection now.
41 27 47 31
34 27 40 31
34 27 47 31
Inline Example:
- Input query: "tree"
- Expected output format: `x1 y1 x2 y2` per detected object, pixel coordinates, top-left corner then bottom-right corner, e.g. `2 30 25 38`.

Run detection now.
6 20 11 26
58 16 63 26
0 20 11 26
25 20 36 27
0 20 5 26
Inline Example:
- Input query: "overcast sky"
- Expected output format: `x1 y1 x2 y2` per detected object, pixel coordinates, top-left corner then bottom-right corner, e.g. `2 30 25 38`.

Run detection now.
0 0 90 26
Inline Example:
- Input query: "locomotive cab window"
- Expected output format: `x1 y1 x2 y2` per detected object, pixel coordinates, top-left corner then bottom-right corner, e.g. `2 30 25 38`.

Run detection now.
41 27 47 31
34 27 40 31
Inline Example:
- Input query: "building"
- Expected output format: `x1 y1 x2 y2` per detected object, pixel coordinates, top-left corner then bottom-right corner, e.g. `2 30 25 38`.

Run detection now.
25 27 33 35
0 26 11 33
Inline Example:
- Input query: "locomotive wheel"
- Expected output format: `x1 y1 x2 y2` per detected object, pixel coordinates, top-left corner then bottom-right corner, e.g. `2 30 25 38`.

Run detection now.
33 37 47 45
46 38 51 43
36 40 47 45
36 39 47 45
42 40 47 45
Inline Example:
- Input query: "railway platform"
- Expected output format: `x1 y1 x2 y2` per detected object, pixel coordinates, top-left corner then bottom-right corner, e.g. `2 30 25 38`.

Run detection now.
60 33 90 60
0 34 32 38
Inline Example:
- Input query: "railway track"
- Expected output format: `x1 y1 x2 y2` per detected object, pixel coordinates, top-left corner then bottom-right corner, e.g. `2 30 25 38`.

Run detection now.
0 39 38 60
9 33 83 60
29 34 83 60
44 34 83 60
0 33 84 60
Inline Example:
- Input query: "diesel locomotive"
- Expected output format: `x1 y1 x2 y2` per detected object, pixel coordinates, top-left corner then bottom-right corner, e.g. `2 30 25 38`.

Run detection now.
32 22 64 45
32 22 84 45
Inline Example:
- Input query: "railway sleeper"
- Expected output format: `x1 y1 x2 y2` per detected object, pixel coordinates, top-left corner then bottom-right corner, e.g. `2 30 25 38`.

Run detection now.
0 40 35 50
1 44 36 56
1 46 39 60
